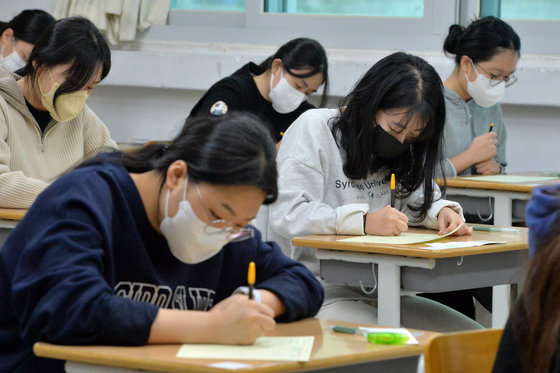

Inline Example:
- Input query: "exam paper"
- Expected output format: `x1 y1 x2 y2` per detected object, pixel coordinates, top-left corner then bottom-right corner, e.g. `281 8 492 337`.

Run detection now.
339 223 463 244
421 240 506 250
176 336 314 361
460 175 559 183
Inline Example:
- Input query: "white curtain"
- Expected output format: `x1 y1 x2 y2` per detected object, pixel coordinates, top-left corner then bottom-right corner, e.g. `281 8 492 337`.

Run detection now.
53 0 171 45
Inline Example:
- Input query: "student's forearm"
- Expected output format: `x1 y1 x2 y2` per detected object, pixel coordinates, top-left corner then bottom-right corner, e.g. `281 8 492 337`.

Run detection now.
260 289 286 317
148 309 217 344
450 149 475 175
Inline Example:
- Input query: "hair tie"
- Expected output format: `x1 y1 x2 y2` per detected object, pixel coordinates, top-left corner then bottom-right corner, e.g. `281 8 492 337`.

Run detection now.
160 144 169 154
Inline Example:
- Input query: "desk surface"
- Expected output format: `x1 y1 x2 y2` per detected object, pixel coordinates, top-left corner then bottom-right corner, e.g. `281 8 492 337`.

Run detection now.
437 174 560 192
292 226 528 259
0 208 26 221
33 319 438 373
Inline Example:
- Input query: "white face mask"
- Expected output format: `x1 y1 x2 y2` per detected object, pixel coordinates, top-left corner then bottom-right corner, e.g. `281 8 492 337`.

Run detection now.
0 40 26 72
160 177 231 264
465 61 505 108
269 68 307 114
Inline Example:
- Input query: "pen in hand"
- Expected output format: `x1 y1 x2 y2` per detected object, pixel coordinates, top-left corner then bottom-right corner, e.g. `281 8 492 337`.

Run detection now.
247 261 255 300
390 173 395 208
488 122 494 132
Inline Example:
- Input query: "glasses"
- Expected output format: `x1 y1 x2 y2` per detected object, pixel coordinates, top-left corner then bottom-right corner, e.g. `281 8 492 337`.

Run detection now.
473 62 518 88
194 183 254 242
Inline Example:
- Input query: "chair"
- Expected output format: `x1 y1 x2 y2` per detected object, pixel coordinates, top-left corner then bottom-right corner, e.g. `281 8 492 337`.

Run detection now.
423 328 503 373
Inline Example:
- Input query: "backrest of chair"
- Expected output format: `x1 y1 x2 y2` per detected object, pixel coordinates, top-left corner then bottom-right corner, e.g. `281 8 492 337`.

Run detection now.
424 328 503 373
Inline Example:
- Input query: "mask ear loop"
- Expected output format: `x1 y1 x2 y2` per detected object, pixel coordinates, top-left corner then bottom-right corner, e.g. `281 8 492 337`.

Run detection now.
163 176 188 219
269 65 284 90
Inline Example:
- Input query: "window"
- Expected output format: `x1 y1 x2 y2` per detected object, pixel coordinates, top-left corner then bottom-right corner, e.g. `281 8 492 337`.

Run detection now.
478 0 560 54
170 0 246 12
264 0 423 18
159 0 455 52
481 0 560 21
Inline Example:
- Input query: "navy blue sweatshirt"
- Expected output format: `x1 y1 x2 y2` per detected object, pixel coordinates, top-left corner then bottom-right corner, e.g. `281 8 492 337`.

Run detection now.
0 152 323 372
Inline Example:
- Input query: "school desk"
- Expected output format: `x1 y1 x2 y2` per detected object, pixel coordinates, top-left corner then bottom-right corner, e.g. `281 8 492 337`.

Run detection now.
33 319 440 373
0 207 26 227
0 208 26 246
292 226 528 329
437 174 560 226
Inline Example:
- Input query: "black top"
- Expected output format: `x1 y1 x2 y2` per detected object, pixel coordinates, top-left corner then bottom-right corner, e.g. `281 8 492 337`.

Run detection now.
25 98 51 133
189 62 314 142
493 309 560 373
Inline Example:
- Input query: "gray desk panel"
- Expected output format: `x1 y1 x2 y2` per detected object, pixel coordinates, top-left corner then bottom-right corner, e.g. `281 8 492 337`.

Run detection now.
319 250 527 293
401 250 527 292
444 194 527 221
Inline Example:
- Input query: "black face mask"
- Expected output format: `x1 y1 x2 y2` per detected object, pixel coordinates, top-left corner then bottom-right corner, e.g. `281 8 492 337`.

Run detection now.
372 125 409 158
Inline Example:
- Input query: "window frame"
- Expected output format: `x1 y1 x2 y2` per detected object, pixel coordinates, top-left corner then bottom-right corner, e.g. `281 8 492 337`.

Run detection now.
150 0 458 52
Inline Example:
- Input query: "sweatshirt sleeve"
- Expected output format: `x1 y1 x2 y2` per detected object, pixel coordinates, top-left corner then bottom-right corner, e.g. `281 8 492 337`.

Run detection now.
251 230 324 322
0 113 49 208
400 181 464 229
270 156 369 238
82 105 117 159
7 177 158 346
495 106 507 172
438 157 458 178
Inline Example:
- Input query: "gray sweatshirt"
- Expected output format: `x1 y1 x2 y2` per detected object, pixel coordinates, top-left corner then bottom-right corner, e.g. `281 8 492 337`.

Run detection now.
439 87 507 177
267 108 463 273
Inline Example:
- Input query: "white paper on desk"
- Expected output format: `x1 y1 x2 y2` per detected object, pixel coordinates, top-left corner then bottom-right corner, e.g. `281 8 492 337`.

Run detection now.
357 327 418 345
176 336 314 361
340 223 463 245
421 240 506 250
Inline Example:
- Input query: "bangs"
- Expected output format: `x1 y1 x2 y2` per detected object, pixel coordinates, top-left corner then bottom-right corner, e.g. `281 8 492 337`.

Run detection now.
393 104 435 142
56 59 100 95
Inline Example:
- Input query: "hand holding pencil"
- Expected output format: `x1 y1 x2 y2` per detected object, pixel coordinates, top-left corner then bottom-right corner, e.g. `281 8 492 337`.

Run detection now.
363 173 408 236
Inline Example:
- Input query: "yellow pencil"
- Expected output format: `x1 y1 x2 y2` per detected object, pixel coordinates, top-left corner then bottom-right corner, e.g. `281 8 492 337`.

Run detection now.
247 262 256 300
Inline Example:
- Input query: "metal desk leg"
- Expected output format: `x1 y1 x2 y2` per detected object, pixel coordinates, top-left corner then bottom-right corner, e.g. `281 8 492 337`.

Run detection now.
493 194 513 227
377 262 401 327
492 284 511 328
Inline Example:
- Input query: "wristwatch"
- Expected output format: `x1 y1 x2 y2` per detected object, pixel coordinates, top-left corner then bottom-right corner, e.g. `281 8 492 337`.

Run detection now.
234 286 262 303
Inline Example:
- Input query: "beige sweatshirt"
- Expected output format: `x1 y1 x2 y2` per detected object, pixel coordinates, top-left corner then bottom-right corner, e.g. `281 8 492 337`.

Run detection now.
0 66 117 208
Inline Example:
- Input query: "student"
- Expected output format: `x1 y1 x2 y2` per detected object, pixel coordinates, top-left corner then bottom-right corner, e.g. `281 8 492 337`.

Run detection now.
267 52 479 332
493 184 560 373
0 112 323 372
0 17 116 208
429 16 521 318
439 16 520 177
0 9 55 72
189 37 328 144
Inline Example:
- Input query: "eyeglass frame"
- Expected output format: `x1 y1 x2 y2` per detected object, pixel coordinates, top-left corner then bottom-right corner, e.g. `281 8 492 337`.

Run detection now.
470 59 518 88
194 182 254 242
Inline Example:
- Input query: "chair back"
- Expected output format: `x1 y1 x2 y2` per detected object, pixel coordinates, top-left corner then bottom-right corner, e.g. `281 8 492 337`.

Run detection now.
424 328 503 373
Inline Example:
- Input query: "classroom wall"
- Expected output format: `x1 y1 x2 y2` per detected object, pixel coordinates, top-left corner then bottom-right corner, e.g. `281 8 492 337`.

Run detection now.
5 0 560 173
86 87 560 173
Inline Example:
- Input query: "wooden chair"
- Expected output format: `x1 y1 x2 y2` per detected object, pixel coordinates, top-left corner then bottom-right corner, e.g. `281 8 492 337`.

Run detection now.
424 328 503 373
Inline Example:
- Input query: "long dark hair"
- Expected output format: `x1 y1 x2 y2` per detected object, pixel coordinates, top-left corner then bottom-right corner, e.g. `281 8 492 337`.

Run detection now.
122 112 278 204
331 52 446 220
20 17 111 106
259 37 329 107
443 16 521 65
512 229 560 373
0 9 55 44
